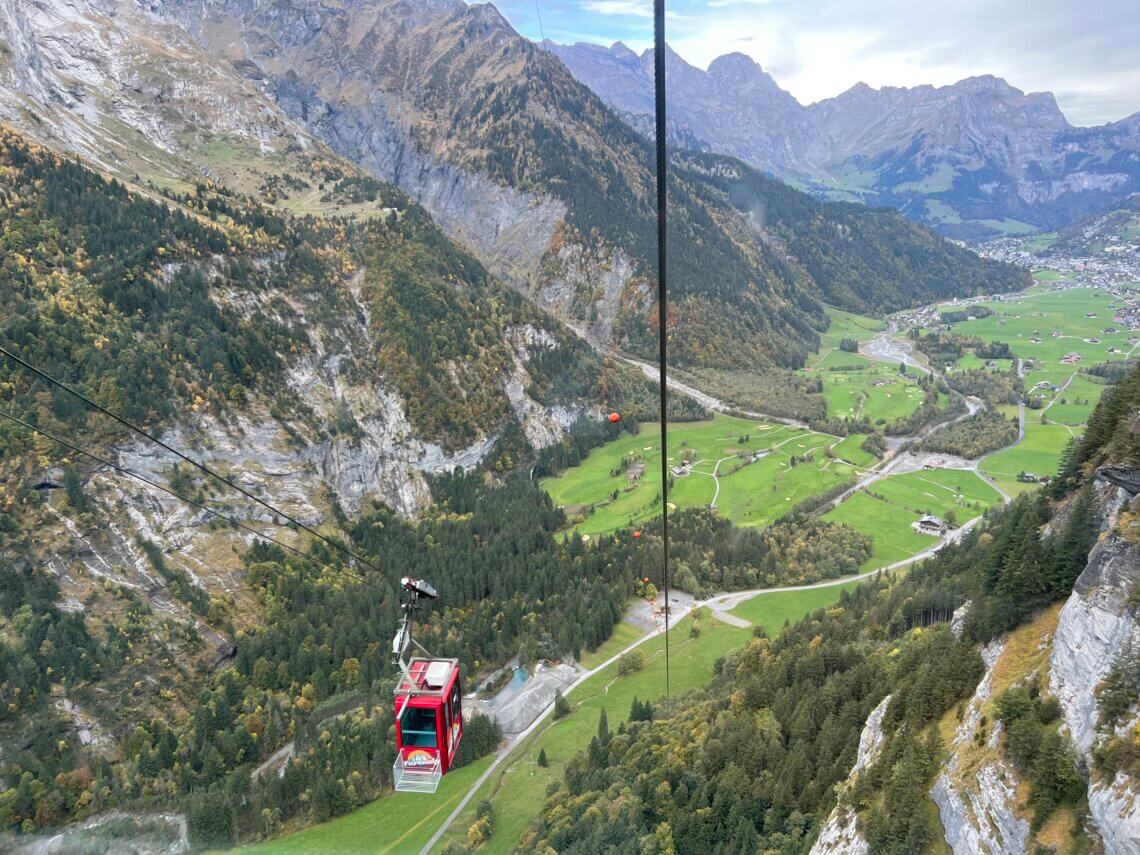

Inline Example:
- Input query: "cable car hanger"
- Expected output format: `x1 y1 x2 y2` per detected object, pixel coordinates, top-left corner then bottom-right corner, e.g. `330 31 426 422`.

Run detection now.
390 577 465 793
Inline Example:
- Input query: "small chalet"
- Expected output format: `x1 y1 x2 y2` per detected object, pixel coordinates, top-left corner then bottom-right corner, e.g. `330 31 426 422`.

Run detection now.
912 515 947 535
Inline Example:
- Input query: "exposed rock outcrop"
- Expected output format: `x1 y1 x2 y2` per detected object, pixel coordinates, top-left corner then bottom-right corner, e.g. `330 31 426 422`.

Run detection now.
809 694 892 855
930 639 1031 855
1088 770 1140 854
1049 533 1140 756
1097 464 1140 496
1049 529 1140 851
272 75 567 291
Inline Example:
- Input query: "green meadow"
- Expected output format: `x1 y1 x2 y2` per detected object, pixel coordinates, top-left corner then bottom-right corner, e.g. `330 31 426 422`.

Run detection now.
814 356 926 424
728 577 864 625
980 421 1079 496
243 755 494 855
948 288 1134 387
541 415 859 535
925 286 1135 494
818 306 887 351
824 469 1003 569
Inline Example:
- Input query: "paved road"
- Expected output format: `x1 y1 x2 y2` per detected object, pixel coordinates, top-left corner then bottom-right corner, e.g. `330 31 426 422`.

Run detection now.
419 509 983 854
622 356 815 430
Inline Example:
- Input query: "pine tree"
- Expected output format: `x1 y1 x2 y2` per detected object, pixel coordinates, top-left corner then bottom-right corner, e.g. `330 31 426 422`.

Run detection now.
537 747 548 767
553 689 571 719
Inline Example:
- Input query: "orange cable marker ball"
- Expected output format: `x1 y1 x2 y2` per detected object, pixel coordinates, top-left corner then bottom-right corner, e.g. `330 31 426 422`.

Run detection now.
633 530 642 539
609 411 620 423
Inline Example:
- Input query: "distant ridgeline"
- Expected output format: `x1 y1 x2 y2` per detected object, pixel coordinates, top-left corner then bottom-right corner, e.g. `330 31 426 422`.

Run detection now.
523 363 1140 853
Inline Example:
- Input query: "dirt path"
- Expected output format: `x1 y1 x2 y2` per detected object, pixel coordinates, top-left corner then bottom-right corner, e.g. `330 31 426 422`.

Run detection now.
622 356 817 431
251 741 294 783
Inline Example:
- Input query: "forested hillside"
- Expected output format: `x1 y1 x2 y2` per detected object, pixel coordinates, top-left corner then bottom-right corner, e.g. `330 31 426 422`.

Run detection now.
0 127 664 457
524 364 1140 853
0 126 668 842
678 152 1031 312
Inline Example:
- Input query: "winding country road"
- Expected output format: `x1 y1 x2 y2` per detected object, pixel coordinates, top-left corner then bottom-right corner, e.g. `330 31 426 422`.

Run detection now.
420 532 964 854
423 329 1033 853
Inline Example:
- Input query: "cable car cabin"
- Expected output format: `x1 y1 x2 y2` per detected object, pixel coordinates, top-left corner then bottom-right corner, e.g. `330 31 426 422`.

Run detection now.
393 658 463 793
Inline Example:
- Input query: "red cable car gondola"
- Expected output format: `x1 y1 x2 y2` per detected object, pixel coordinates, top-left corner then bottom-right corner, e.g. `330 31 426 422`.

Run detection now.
391 578 463 794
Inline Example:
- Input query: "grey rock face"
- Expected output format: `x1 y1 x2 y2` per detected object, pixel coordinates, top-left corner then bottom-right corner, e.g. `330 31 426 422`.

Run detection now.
931 764 1029 855
274 77 566 290
1049 529 1140 850
809 694 892 855
1049 534 1140 756
951 599 972 639
1097 464 1140 496
536 237 639 349
0 0 311 173
546 41 826 178
930 638 1031 855
549 41 1140 236
1088 771 1140 855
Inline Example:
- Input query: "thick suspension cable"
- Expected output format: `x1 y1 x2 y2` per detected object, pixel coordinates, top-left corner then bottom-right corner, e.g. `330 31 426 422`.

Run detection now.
653 0 671 696
534 0 546 44
0 343 381 574
0 409 387 594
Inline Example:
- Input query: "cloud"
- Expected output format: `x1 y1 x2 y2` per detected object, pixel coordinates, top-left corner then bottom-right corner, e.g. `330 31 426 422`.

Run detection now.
495 0 1140 123
579 0 651 17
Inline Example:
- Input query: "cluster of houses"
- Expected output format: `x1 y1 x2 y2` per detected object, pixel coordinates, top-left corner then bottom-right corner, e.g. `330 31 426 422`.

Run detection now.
1060 352 1083 365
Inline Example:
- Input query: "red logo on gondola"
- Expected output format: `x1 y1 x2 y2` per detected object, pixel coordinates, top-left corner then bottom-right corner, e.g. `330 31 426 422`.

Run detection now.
404 749 436 767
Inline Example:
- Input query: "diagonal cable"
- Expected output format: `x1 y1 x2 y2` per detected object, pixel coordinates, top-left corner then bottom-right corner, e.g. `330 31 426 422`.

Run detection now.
0 408 387 594
0 343 380 574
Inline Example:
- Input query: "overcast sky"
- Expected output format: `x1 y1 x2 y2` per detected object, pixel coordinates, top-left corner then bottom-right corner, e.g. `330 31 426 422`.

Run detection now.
490 0 1139 125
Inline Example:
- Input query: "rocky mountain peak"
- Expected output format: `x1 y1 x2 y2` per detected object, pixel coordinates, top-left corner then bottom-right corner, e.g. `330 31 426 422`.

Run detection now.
706 51 767 85
553 38 1138 238
609 40 637 61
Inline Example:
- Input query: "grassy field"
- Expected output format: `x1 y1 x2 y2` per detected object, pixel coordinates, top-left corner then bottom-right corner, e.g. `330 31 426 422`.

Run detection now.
1044 374 1106 425
980 421 1078 496
815 357 926 424
541 415 858 535
833 434 877 468
433 610 752 853
728 577 864 625
923 286 1135 494
577 620 642 670
242 755 495 854
819 306 887 351
948 288 1135 383
824 469 1003 569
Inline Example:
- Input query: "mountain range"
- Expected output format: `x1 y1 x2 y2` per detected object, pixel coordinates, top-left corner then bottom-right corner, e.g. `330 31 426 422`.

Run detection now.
1 0 1027 375
547 40 1140 241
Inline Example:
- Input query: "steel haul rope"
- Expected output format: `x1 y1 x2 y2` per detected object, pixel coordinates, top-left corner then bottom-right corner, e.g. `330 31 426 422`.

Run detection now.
653 0 671 696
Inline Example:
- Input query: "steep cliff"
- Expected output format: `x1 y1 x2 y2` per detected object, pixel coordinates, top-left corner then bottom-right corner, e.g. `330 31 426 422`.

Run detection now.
930 635 1033 855
810 694 892 855
1050 478 1140 853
